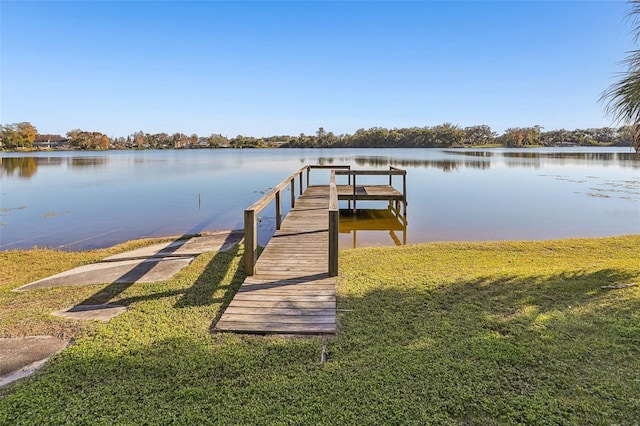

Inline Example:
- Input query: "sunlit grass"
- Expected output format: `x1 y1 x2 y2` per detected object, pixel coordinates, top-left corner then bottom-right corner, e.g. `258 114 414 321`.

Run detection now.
0 235 639 424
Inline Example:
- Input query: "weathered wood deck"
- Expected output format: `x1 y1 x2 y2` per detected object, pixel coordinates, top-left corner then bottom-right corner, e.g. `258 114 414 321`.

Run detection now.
215 166 407 335
215 185 337 334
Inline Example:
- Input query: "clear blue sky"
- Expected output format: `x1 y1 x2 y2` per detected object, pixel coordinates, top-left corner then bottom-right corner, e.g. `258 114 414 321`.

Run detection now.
0 0 633 138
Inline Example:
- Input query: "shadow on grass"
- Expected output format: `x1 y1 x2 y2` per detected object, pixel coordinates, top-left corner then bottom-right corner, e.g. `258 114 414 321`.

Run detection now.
79 245 245 313
78 235 199 306
79 233 245 311
331 267 640 423
1 265 637 424
337 268 640 343
174 244 244 310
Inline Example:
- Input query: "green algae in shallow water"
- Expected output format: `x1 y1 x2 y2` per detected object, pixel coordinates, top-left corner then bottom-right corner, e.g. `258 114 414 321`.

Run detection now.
40 210 70 219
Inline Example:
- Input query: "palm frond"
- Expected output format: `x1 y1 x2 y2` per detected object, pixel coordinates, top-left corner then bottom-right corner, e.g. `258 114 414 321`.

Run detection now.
600 0 640 152
600 70 640 123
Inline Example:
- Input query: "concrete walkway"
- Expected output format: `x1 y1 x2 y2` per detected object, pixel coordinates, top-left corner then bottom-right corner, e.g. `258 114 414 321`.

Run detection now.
0 336 69 387
2 230 243 387
14 231 243 292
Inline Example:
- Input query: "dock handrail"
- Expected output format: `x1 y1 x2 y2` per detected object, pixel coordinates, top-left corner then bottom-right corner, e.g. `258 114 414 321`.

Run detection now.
335 166 407 215
244 164 405 276
307 165 351 188
244 164 351 275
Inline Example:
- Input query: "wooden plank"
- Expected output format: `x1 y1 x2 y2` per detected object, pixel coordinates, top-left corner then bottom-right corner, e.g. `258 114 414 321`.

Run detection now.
242 278 335 285
240 285 334 291
335 169 405 176
215 322 336 334
230 294 335 302
224 307 335 316
237 288 335 296
217 314 335 324
336 185 403 201
224 300 335 309
254 269 327 274
241 274 332 281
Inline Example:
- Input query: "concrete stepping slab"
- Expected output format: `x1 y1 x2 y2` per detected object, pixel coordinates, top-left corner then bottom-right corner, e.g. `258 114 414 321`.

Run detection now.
0 336 69 387
52 304 127 321
13 230 243 292
14 257 193 291
104 230 243 261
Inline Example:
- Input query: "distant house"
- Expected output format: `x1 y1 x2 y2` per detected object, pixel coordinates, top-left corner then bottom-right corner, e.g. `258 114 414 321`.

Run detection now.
33 134 69 149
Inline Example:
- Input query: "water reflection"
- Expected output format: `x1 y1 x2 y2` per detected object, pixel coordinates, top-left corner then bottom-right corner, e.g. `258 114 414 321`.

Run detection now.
1 157 39 178
68 157 109 168
308 156 491 171
352 156 491 171
443 150 495 157
446 150 640 169
0 156 110 178
339 205 408 248
4 149 637 183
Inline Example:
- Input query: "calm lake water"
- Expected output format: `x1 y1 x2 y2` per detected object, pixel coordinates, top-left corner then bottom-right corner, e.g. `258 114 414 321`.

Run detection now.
1 148 638 251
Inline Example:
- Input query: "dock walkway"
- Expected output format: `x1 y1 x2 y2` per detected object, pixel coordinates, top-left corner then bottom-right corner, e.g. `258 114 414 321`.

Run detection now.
215 165 406 335
215 185 336 334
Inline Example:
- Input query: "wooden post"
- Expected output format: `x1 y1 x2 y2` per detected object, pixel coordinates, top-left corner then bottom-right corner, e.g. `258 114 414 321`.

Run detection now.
329 171 339 277
402 172 407 216
244 209 257 275
329 209 339 276
290 178 295 208
275 190 282 230
347 171 351 211
352 174 357 214
306 167 310 188
299 172 303 195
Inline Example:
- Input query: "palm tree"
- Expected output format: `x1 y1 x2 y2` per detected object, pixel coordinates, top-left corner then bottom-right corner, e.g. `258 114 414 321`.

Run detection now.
600 0 640 152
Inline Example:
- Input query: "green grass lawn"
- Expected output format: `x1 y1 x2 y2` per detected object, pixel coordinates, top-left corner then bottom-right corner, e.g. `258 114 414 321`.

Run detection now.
1 235 639 425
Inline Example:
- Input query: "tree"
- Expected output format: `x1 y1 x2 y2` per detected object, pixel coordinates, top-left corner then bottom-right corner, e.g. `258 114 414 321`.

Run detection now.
600 0 640 152
464 125 496 146
1 122 37 149
432 123 465 147
66 129 110 150
499 127 541 147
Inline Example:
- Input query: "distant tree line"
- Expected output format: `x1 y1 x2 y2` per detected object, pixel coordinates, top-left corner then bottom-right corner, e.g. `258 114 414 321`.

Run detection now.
0 121 635 151
281 124 634 149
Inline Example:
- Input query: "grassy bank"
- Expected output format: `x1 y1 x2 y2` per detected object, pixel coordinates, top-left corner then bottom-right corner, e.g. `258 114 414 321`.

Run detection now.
1 235 639 424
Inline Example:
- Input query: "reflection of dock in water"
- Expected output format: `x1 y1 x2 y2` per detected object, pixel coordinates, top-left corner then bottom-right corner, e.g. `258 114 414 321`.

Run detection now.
340 204 408 248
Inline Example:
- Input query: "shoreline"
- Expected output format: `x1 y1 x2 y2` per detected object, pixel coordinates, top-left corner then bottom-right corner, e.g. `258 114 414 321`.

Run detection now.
3 231 639 254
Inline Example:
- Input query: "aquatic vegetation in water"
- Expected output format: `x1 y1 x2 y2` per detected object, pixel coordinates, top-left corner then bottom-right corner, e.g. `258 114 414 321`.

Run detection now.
539 173 640 202
590 179 640 201
0 206 27 217
41 210 70 219
254 187 274 195
586 192 612 199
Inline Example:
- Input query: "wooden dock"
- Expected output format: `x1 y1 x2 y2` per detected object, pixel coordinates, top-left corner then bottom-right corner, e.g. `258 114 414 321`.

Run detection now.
214 165 406 335
215 185 336 334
